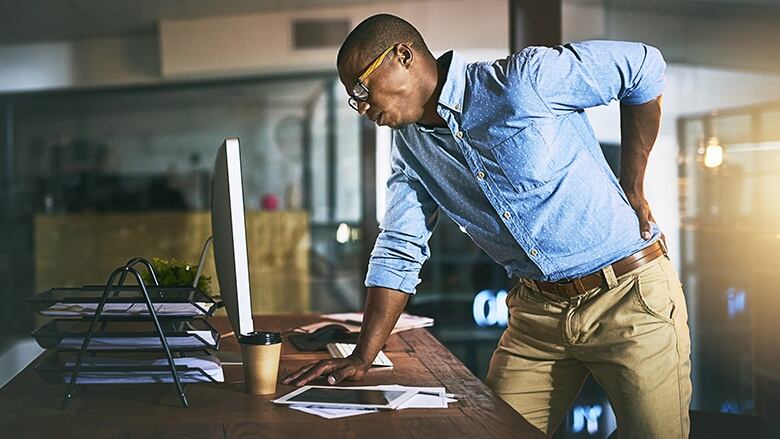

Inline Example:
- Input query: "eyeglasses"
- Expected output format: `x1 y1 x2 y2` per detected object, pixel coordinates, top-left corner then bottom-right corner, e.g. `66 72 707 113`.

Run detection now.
347 43 405 111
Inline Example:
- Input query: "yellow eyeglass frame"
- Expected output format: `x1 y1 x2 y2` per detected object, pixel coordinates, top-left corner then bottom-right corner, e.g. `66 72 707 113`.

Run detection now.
348 42 411 110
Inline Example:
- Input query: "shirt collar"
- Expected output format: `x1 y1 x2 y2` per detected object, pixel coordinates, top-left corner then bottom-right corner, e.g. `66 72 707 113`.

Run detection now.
436 50 466 114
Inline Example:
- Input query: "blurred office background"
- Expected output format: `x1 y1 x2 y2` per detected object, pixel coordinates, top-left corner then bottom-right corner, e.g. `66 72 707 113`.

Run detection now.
1 1 779 437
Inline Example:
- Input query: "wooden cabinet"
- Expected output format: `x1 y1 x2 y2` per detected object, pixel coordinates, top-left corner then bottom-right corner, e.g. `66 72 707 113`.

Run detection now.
34 211 310 317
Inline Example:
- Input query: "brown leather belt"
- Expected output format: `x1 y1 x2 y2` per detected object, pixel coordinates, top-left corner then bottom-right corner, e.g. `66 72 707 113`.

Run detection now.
529 240 667 299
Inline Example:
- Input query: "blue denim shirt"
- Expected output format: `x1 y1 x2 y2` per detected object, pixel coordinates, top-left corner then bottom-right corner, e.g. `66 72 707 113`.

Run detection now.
365 41 666 294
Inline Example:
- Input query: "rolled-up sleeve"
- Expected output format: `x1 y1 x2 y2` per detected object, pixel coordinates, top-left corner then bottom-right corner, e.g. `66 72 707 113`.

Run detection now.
524 40 666 114
364 140 439 295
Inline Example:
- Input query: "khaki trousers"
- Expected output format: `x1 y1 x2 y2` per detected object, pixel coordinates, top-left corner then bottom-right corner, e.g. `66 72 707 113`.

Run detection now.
486 254 692 438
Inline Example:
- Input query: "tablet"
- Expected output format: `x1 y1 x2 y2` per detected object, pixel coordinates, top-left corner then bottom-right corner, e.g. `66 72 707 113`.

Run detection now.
273 385 417 410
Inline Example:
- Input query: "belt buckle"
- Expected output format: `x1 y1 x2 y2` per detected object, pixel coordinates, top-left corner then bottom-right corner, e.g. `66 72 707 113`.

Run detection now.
556 275 595 298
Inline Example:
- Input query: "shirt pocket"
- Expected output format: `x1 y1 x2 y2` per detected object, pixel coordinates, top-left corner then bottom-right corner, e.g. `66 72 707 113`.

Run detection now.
488 123 557 192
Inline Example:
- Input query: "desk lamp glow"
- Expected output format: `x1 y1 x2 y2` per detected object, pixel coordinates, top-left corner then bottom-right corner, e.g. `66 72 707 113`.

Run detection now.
211 138 254 336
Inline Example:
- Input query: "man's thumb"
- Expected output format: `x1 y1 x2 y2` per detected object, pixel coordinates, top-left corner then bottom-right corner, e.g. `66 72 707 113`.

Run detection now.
634 205 650 240
639 217 651 240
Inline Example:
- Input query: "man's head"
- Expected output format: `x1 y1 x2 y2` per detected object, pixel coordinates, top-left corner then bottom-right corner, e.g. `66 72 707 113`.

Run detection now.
337 14 437 128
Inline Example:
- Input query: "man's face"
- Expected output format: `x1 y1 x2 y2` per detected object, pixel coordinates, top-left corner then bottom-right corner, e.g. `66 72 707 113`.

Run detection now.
338 44 424 128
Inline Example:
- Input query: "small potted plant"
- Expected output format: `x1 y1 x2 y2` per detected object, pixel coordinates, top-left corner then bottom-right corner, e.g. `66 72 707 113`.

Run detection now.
141 257 213 295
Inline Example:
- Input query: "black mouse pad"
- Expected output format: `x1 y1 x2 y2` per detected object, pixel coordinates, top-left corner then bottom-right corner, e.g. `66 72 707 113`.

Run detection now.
288 331 360 351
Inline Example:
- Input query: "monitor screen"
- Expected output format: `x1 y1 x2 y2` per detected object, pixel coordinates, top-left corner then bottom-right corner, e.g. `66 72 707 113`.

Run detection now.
287 388 407 406
211 138 254 336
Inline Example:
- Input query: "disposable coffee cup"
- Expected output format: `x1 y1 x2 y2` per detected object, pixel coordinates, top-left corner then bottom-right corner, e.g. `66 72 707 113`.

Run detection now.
238 331 282 395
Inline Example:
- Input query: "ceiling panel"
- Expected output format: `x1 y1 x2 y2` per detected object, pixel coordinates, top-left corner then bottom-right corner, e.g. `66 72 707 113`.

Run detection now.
0 0 428 45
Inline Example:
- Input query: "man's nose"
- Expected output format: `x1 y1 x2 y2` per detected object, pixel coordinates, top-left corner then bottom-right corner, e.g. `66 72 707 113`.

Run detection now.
357 101 370 115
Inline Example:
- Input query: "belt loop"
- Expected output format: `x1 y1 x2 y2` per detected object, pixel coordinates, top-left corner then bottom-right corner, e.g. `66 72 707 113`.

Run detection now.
602 264 619 289
573 279 586 296
658 238 669 256
524 278 539 293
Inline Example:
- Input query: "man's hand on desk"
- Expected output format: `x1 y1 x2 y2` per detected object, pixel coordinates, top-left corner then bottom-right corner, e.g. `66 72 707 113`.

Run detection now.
282 286 409 387
282 354 370 387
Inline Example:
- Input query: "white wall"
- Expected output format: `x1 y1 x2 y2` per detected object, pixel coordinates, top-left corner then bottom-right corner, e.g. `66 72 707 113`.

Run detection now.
158 0 508 78
0 0 508 93
0 34 160 93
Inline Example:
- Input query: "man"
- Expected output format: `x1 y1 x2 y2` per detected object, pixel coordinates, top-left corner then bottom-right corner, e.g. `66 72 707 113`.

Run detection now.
283 14 691 438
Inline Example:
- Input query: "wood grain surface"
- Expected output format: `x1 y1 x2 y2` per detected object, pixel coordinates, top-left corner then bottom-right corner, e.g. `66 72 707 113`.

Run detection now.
0 315 543 439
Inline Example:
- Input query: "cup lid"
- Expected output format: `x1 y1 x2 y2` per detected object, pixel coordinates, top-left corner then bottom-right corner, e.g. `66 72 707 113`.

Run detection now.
238 331 282 345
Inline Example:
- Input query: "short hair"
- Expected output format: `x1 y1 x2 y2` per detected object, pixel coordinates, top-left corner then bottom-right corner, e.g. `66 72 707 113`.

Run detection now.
337 14 432 71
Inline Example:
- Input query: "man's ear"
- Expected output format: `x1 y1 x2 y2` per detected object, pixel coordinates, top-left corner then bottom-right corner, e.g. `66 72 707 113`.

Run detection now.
396 43 414 68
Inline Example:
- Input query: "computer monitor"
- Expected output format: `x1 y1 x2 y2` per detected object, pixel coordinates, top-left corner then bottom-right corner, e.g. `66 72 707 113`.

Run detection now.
211 138 254 336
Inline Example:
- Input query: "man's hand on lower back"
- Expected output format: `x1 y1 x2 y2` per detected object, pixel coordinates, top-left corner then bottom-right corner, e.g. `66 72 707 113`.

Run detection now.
619 96 663 244
625 191 653 240
625 190 666 246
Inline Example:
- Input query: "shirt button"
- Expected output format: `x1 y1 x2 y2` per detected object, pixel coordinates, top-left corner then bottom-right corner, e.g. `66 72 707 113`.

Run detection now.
456 131 464 139
454 103 460 110
503 211 511 220
476 171 486 180
529 248 539 257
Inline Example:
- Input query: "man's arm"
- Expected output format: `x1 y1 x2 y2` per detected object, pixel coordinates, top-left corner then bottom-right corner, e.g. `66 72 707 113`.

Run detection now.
282 287 408 386
283 136 438 386
619 95 663 242
527 40 667 114
524 40 667 240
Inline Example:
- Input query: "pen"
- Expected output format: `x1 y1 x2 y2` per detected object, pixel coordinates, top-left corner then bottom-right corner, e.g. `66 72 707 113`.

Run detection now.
416 391 459 399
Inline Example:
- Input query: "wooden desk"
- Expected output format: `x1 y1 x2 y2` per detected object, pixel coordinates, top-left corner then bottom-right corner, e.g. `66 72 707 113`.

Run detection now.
0 315 542 438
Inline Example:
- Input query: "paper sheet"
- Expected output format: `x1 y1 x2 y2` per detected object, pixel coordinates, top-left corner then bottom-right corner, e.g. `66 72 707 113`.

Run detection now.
365 385 457 409
56 355 224 384
295 313 434 335
326 343 393 367
57 330 217 350
289 405 379 419
324 313 434 334
41 302 213 317
281 384 459 418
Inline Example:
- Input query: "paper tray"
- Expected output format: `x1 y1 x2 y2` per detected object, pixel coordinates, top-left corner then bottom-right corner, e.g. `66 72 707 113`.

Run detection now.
31 319 220 351
28 285 219 318
34 351 224 384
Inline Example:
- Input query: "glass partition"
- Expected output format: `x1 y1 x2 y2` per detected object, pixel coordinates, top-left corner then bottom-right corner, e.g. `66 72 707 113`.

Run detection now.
0 74 367 333
678 101 780 418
